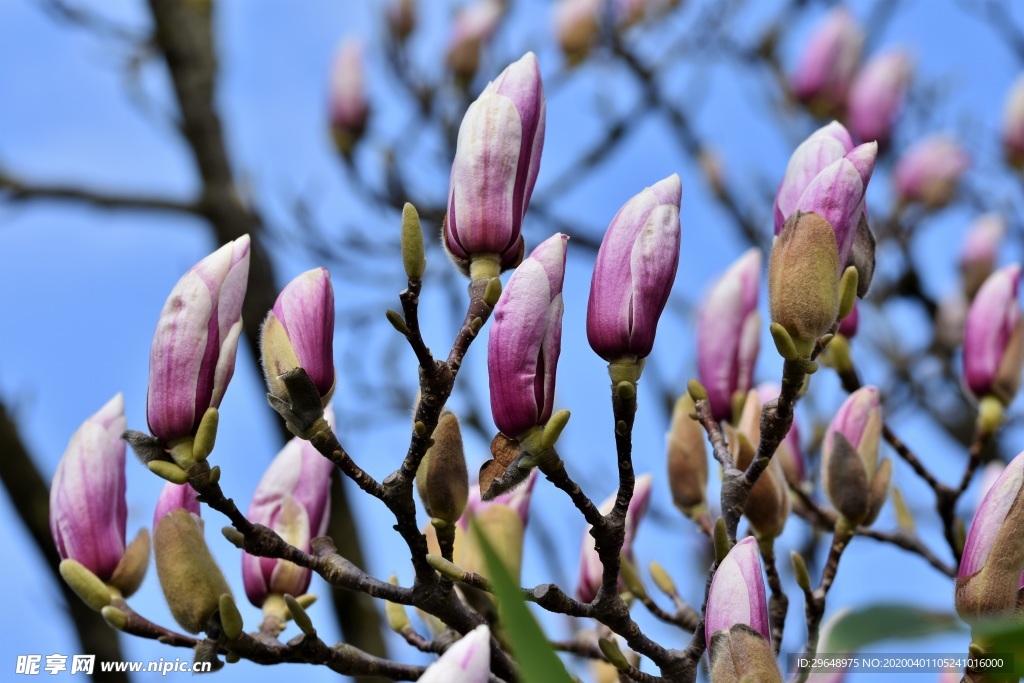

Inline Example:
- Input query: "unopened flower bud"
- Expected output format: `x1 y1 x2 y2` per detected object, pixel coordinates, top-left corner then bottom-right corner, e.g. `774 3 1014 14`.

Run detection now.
577 475 652 602
1002 74 1024 169
553 0 602 65
769 212 841 356
790 7 864 116
445 52 544 277
822 386 890 526
147 237 249 443
488 234 566 438
847 50 912 147
706 537 782 683
956 450 1024 623
960 214 1006 300
329 39 369 157
666 394 709 518
587 175 681 362
963 264 1022 407
445 0 503 82
893 136 970 209
261 267 336 411
386 0 416 42
457 470 538 582
242 408 335 607
697 248 761 422
419 624 491 683
50 395 128 583
756 383 805 487
416 411 470 524
728 391 790 538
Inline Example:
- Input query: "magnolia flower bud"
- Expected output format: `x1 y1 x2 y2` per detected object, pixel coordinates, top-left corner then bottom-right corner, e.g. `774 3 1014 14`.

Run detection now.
790 7 864 116
837 301 859 339
147 236 250 443
456 470 538 581
419 624 491 683
756 383 805 487
769 212 841 355
956 450 1024 623
153 483 200 529
587 174 681 362
553 0 602 65
329 39 368 156
667 394 709 517
50 395 128 582
697 248 762 422
578 475 652 602
936 292 968 351
261 267 336 408
961 214 1006 300
1002 74 1024 168
416 411 470 524
386 0 416 41
445 52 544 276
963 264 1023 406
729 391 790 538
445 0 503 81
822 386 891 526
242 408 335 606
847 50 912 147
154 500 231 633
488 234 566 438
893 136 970 209
706 537 782 683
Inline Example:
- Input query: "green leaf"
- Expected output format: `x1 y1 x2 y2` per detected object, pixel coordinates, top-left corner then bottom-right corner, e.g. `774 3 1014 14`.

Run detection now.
471 522 573 683
971 617 1024 676
820 604 964 653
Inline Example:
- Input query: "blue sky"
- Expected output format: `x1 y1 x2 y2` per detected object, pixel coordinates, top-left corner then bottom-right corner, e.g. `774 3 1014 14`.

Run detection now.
1 0 1023 681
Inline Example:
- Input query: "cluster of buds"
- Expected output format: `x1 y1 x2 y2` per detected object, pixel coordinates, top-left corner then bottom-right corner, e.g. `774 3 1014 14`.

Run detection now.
727 391 790 539
956 451 1024 623
893 136 970 209
329 39 369 158
846 50 913 147
444 52 545 279
962 264 1022 409
261 268 337 439
789 7 864 117
445 0 504 83
587 174 681 366
697 248 761 422
821 386 891 527
242 408 335 608
576 475 652 603
1003 74 1024 169
705 538 783 683
50 395 149 612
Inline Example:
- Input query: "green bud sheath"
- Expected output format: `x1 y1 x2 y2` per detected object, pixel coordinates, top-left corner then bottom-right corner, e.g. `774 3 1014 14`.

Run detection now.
401 203 426 280
147 460 190 485
107 528 150 598
192 408 219 461
59 559 112 612
100 606 128 631
154 509 232 634
687 378 709 402
790 551 811 592
284 594 316 635
598 638 631 671
219 594 244 640
422 411 469 524
649 561 677 596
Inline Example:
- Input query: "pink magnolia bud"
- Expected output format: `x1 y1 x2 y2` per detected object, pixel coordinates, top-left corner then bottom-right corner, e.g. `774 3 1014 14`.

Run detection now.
153 483 200 530
329 39 369 156
50 394 128 582
757 383 805 486
935 292 967 351
1002 74 1024 168
837 301 858 338
587 174 681 361
963 264 1023 405
790 7 864 114
458 471 538 582
846 50 912 147
822 386 890 526
577 474 652 603
445 52 545 275
419 624 491 683
956 450 1024 622
960 214 1006 299
261 267 336 404
463 469 539 529
147 236 250 443
445 0 504 81
488 234 566 438
697 248 762 422
242 408 335 606
893 136 970 209
553 0 602 64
